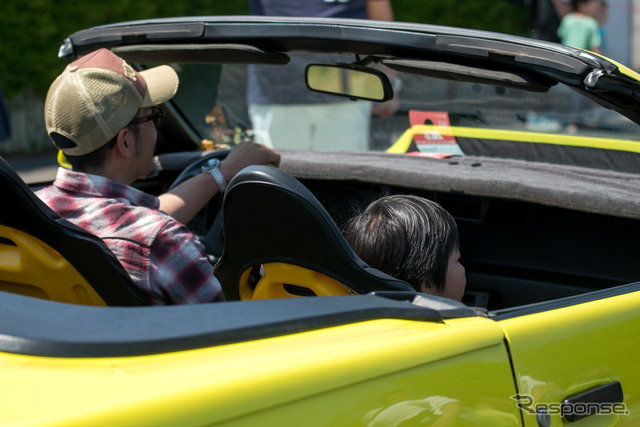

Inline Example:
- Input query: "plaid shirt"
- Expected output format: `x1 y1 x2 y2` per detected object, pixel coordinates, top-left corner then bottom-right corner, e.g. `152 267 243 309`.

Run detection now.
36 168 224 305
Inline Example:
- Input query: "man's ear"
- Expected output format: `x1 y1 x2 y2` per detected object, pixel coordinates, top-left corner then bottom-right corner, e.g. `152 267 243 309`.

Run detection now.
113 128 134 158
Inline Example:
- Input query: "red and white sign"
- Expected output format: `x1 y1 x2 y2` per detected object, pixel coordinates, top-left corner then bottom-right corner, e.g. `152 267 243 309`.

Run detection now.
409 110 464 156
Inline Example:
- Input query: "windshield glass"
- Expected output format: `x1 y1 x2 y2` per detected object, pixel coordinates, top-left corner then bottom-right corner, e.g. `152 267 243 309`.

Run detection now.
167 53 640 169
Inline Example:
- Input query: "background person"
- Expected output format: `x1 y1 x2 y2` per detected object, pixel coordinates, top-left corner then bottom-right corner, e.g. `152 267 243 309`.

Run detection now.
37 48 280 305
557 0 605 132
557 0 603 53
344 195 466 301
246 0 394 151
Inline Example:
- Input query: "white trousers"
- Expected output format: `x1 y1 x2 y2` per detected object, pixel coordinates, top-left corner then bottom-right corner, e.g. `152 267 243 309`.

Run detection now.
249 102 371 151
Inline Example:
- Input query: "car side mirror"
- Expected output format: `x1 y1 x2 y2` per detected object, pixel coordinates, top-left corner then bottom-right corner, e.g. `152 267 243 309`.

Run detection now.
305 63 393 102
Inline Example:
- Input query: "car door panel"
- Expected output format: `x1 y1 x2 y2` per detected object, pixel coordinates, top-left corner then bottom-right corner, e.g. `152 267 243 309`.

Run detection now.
498 289 640 426
1 317 521 426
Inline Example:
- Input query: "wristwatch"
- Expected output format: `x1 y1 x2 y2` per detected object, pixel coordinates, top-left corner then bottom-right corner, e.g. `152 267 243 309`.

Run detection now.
201 158 227 193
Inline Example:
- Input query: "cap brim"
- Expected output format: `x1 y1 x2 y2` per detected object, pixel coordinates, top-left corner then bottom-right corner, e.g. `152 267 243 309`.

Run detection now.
140 65 179 107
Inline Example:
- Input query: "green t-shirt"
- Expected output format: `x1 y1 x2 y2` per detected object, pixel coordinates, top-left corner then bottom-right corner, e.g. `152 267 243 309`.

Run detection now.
557 13 602 51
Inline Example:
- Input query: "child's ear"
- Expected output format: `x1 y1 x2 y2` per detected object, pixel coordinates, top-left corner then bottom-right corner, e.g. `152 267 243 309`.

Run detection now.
419 280 433 294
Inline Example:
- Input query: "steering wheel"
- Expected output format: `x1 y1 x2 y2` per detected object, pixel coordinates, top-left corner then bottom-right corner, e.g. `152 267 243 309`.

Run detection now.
169 149 231 260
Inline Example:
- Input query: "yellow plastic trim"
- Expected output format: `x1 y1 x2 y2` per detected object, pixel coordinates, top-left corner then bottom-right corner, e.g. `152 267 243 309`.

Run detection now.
592 52 640 81
387 124 640 154
0 225 107 305
57 150 71 169
609 59 640 80
239 262 353 300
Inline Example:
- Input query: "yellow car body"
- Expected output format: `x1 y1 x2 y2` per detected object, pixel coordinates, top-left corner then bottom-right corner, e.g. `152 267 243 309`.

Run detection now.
2 287 638 426
2 317 516 426
3 16 640 426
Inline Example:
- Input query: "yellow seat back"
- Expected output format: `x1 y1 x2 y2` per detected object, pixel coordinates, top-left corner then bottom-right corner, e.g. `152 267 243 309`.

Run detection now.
0 225 107 305
0 156 148 306
239 262 353 300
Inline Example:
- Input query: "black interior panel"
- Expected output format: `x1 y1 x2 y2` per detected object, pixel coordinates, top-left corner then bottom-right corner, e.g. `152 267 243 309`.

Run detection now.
300 178 640 310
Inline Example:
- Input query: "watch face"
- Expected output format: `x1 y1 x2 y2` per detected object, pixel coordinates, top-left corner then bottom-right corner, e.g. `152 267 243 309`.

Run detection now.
202 158 220 170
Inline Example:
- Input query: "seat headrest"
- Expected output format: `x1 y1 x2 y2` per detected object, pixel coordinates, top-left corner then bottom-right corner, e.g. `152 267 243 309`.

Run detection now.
214 165 414 300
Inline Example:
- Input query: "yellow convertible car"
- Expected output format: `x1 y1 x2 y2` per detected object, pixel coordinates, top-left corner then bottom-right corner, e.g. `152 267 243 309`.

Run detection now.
1 17 639 426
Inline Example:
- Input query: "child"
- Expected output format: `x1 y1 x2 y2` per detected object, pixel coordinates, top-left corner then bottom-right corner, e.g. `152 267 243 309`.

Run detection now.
557 0 603 53
344 195 466 301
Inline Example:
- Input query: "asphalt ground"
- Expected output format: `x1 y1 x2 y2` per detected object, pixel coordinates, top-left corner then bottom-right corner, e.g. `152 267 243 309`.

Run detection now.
5 153 59 185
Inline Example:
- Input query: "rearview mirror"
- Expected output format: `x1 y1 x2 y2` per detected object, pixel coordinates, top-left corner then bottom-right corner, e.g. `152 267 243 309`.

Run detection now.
305 64 393 102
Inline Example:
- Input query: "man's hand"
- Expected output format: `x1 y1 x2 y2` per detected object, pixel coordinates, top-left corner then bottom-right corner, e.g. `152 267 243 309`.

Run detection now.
159 142 280 224
219 141 281 182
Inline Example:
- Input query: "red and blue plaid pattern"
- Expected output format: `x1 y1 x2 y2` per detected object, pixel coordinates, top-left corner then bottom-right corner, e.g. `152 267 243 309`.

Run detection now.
37 168 224 305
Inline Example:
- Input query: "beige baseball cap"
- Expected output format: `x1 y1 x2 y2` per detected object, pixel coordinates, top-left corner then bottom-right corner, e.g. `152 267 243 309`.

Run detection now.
45 48 179 156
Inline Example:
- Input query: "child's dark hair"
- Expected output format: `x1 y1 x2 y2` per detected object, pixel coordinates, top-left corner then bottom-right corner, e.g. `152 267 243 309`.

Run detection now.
344 194 459 291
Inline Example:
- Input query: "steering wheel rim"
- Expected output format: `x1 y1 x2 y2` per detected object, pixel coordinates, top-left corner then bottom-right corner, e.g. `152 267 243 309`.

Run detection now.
169 149 231 259
168 149 231 191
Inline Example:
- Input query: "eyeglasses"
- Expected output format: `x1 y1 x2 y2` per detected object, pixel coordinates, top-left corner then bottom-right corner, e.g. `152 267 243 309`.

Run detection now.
129 107 165 128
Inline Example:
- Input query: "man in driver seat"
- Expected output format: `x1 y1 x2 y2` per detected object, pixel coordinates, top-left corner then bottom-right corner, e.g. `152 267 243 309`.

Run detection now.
36 48 280 305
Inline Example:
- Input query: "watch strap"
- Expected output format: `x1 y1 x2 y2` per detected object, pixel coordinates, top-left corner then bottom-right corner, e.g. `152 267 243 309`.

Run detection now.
202 159 227 193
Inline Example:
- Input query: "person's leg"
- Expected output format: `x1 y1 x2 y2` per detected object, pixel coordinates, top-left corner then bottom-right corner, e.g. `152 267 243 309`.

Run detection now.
311 102 371 151
249 104 313 149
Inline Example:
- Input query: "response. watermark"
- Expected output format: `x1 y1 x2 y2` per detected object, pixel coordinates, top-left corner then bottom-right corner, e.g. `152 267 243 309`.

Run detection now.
510 394 629 420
